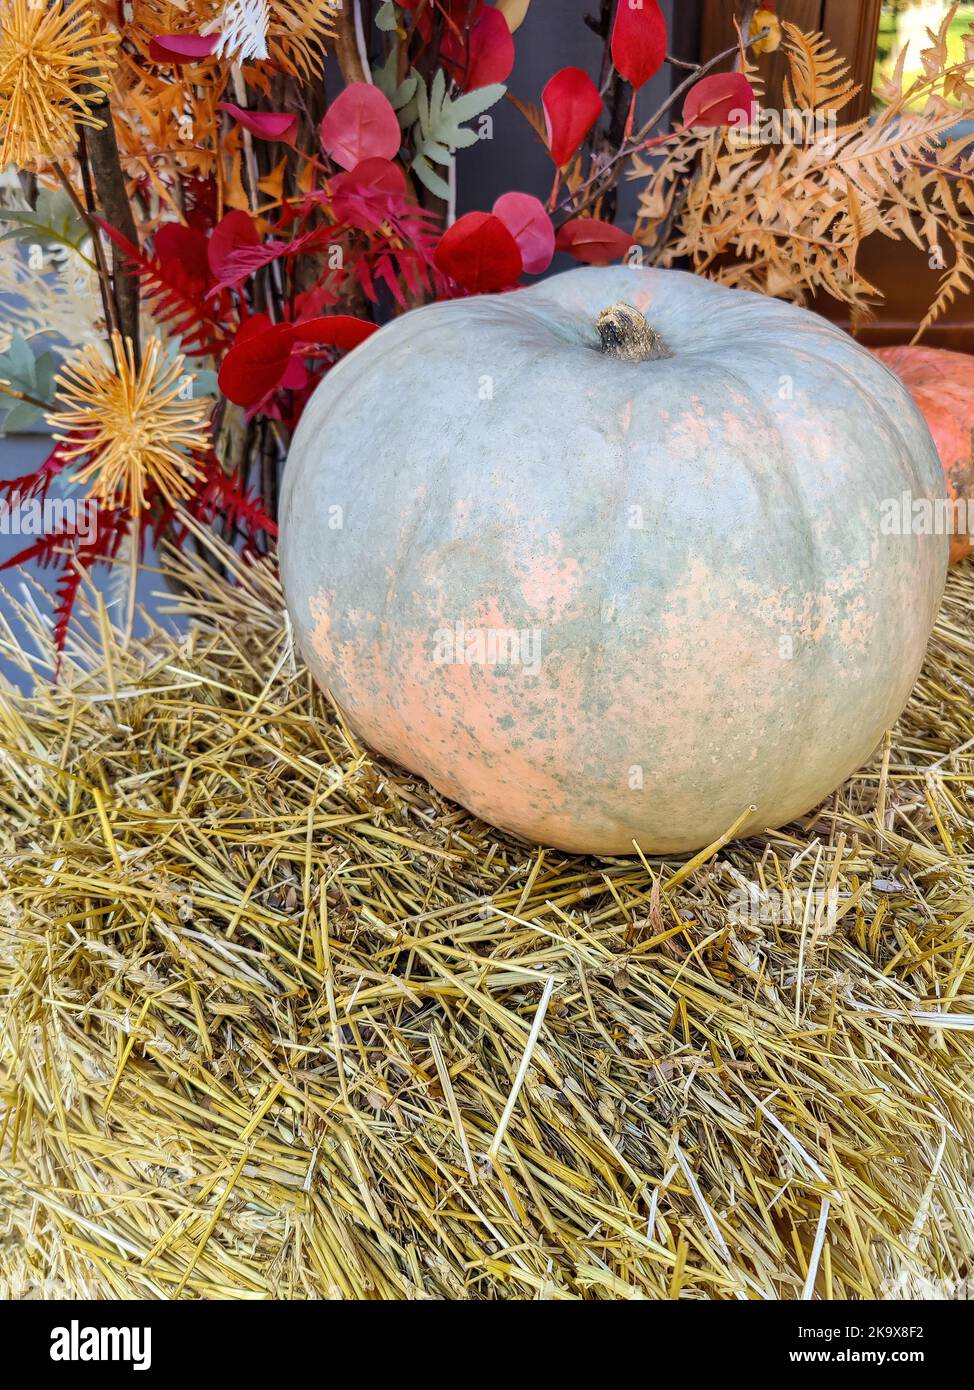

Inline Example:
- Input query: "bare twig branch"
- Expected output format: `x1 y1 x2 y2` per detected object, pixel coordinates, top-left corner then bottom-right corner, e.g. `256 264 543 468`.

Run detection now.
82 110 141 362
52 159 120 359
0 381 49 412
555 27 771 223
335 0 369 84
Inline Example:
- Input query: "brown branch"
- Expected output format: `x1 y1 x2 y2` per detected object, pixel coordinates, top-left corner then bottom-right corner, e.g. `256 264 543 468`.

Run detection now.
82 110 141 363
0 381 49 412
555 27 771 223
213 398 250 479
52 159 120 358
335 0 368 84
586 0 630 224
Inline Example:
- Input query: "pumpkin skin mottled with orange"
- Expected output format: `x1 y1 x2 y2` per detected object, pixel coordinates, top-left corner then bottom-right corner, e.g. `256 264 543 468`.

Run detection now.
872 344 974 565
280 267 947 855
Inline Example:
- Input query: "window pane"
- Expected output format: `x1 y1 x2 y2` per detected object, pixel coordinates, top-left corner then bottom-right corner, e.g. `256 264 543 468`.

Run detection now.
874 0 974 110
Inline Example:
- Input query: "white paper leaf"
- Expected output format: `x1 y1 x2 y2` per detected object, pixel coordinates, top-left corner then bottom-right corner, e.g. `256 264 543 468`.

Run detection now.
207 0 270 62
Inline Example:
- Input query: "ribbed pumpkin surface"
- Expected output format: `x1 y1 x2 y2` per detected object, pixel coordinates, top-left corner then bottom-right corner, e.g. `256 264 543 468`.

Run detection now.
282 268 947 853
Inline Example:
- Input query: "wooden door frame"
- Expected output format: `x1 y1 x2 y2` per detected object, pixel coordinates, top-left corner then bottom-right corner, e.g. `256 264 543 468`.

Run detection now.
699 1 883 121
822 0 885 122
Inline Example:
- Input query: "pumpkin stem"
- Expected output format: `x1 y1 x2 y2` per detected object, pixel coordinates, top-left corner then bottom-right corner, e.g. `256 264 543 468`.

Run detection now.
596 303 671 363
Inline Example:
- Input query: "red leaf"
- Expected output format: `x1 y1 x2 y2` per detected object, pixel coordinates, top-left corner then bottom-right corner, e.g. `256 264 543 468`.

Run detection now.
207 209 261 286
611 0 667 90
219 316 377 407
218 102 298 143
434 212 523 293
443 6 515 91
320 85 401 171
154 223 211 297
542 67 603 168
208 214 326 295
188 453 278 543
330 158 408 232
682 72 757 128
99 220 228 357
288 316 379 351
294 283 340 318
1 500 129 674
281 355 309 392
219 317 290 407
492 192 555 275
0 439 75 506
555 218 635 265
149 32 220 62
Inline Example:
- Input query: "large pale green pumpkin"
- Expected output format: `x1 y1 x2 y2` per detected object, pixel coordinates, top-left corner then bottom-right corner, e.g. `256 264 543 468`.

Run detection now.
280 267 947 855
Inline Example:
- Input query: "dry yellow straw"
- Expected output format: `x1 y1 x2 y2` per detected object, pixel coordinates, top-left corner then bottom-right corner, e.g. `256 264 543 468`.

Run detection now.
1 527 973 1300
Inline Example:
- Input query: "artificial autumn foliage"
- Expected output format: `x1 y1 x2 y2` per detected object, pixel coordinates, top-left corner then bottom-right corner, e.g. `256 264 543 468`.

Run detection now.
0 0 119 167
636 11 974 331
1 0 973 662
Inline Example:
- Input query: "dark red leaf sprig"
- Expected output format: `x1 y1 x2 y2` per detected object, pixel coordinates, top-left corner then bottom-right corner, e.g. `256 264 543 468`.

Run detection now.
157 451 279 554
0 476 131 674
0 439 76 506
101 221 233 358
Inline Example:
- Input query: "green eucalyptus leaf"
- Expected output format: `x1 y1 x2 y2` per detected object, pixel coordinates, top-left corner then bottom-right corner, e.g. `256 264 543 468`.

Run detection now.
0 332 59 411
450 128 481 151
0 400 44 433
0 188 91 265
372 47 398 101
411 73 505 173
423 140 454 166
430 67 447 112
397 96 420 129
0 333 56 430
447 83 507 125
415 73 432 139
376 0 398 32
392 71 420 111
3 334 36 390
34 351 58 402
411 154 451 200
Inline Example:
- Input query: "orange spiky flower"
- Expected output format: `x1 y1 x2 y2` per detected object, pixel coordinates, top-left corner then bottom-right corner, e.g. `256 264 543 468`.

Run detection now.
47 336 211 515
0 0 119 168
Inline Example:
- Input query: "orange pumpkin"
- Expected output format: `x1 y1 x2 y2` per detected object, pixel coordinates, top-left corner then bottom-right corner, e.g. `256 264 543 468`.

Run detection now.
872 345 974 565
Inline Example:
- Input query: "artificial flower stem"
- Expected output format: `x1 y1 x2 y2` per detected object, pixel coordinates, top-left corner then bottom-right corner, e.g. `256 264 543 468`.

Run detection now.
554 26 771 222
52 159 121 361
81 115 142 364
0 381 49 412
